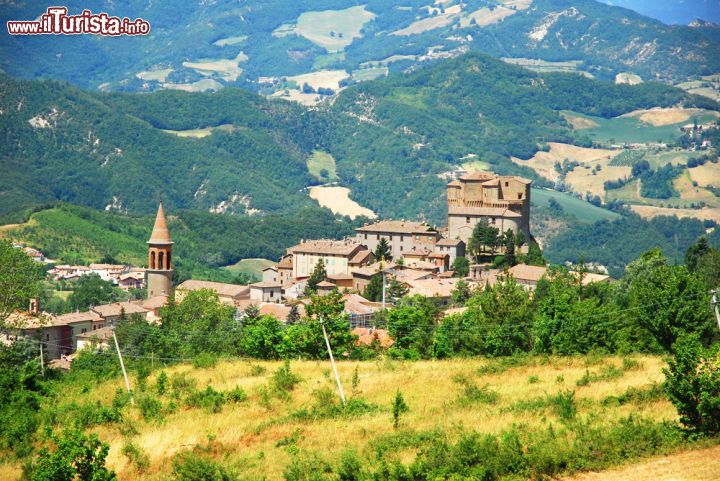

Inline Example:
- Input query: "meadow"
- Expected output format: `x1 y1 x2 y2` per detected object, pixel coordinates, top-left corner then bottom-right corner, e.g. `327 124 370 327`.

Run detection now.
1 354 707 481
274 6 375 52
306 150 338 181
223 258 275 281
530 188 620 223
309 186 376 220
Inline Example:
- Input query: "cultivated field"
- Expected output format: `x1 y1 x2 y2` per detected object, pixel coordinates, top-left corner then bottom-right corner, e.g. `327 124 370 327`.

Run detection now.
0 355 691 481
501 58 586 75
460 6 516 27
182 52 248 82
629 205 720 223
512 142 625 198
620 108 719 127
392 13 456 36
135 68 174 82
531 188 620 223
673 171 720 208
162 79 223 92
161 124 235 139
286 69 349 90
275 6 375 52
351 66 388 82
309 186 376 219
223 258 275 280
689 162 720 188
306 150 338 180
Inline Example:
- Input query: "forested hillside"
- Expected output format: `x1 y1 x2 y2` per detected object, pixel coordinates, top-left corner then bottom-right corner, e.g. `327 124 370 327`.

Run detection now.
1 0 719 92
2 53 713 225
3 204 358 282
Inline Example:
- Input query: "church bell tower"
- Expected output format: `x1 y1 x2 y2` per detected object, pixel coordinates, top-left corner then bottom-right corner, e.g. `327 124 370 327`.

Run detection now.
147 202 173 298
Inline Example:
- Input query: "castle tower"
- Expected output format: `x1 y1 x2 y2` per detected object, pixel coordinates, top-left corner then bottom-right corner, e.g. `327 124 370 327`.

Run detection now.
147 202 173 298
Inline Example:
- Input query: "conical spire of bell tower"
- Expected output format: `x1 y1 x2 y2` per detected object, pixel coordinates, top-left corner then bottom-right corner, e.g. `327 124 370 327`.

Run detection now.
148 202 173 245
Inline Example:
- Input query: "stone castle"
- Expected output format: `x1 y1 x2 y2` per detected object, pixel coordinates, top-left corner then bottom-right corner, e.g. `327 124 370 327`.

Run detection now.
446 171 531 247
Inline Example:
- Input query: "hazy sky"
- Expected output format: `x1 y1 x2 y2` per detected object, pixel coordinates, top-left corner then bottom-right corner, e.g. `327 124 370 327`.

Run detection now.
600 0 720 25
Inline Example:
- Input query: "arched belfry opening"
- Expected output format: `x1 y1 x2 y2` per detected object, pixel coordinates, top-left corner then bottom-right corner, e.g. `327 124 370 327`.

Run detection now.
147 202 174 298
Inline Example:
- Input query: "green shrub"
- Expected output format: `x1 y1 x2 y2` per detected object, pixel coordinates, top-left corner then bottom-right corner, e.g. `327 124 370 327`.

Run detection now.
292 387 378 421
122 442 150 472
226 386 247 404
528 375 540 384
193 352 219 369
32 430 116 481
186 386 226 413
601 383 665 406
663 334 720 434
271 361 301 397
392 390 409 430
576 364 625 387
137 394 163 421
156 371 168 395
249 364 266 376
170 373 197 398
549 390 576 421
171 451 237 481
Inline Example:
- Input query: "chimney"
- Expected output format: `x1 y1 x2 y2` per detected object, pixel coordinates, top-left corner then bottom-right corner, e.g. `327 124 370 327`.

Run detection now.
29 298 39 315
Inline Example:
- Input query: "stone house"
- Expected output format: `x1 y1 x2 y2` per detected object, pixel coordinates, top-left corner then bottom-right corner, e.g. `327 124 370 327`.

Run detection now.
355 220 442 261
249 281 283 302
176 279 250 306
288 239 370 279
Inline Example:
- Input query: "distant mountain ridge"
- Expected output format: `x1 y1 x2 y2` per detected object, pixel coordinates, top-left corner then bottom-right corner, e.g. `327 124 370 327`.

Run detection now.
1 0 719 93
1 52 715 225
599 0 720 25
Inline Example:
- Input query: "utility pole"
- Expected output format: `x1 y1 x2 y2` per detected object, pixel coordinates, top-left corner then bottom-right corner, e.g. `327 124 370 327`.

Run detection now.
39 343 44 377
712 289 720 332
381 270 387 311
113 331 134 405
321 319 346 405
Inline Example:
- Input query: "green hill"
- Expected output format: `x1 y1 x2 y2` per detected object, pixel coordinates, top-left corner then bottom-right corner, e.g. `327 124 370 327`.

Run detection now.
2 204 357 282
1 53 715 225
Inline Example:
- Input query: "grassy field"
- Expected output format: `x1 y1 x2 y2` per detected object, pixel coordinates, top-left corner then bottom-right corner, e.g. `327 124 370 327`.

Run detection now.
306 150 338 181
566 110 718 145
531 188 621 223
502 58 585 74
286 70 349 90
275 6 375 52
182 53 248 82
223 258 275 281
629 205 720 223
161 124 235 139
308 186 376 219
0 354 697 481
351 66 388 82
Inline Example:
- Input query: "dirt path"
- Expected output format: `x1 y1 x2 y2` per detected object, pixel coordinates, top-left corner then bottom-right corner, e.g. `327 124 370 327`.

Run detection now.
564 445 720 481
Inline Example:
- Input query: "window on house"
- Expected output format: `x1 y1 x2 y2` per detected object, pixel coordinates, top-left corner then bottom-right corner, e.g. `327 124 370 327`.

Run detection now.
491 218 496 225
400 246 403 252
505 182 509 187
388 235 392 241
518 193 523 199
81 328 87 334
364 234 367 240
466 217 470 223
377 234 380 240
46 334 49 341
428 236 432 240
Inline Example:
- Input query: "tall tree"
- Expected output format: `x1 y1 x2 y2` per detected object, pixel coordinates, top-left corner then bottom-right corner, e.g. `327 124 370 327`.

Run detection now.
0 240 44 327
374 237 393 262
304 259 327 296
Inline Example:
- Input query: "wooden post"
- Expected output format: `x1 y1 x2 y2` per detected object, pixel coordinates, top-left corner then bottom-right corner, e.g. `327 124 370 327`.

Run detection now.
39 343 44 377
113 331 134 405
321 320 346 405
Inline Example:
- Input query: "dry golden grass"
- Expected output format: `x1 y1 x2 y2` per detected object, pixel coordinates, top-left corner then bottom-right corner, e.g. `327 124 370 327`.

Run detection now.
512 142 626 197
620 108 719 127
689 162 720 188
630 205 720 223
460 6 516 27
673 172 720 207
564 444 720 481
309 186 376 219
0 355 681 481
286 69 349 90
392 14 455 36
562 112 600 129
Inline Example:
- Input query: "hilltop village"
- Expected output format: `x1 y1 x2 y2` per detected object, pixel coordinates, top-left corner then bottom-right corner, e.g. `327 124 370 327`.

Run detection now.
2 171 609 364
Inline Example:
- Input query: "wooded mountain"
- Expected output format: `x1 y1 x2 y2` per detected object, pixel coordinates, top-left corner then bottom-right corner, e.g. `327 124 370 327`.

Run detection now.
1 0 719 92
0 53 715 224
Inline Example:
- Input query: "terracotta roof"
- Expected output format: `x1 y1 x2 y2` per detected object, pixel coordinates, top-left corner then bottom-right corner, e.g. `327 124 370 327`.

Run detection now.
352 328 394 348
327 273 353 281
250 281 282 289
355 220 437 235
262 266 278 272
507 264 548 283
55 310 102 326
317 281 336 288
447 180 462 187
436 238 464 246
351 262 397 278
92 302 148 318
408 278 469 298
393 268 434 283
289 239 364 256
119 272 144 281
342 294 379 315
257 302 306 321
139 295 169 310
4 311 54 330
89 263 126 270
178 280 249 298
148 202 173 245
77 326 114 341
572 271 611 285
444 307 467 317
277 256 293 269
349 250 372 265
428 252 448 258
403 247 433 257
